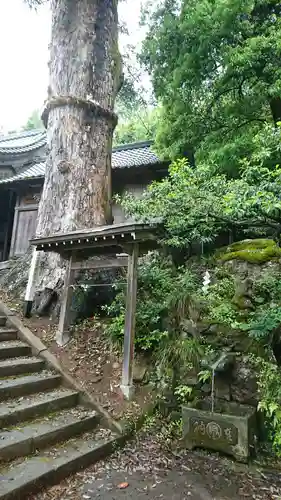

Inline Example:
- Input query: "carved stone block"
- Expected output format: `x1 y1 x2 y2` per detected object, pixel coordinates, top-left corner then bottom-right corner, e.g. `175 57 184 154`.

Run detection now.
182 402 256 462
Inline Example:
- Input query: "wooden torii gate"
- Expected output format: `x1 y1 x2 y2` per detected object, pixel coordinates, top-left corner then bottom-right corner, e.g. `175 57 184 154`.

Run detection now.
26 222 159 400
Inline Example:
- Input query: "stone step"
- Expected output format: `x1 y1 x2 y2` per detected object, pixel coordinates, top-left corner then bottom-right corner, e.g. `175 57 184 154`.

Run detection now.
0 389 79 428
0 407 99 463
0 329 18 342
0 316 7 327
0 372 61 401
0 429 117 500
0 341 31 360
0 357 45 377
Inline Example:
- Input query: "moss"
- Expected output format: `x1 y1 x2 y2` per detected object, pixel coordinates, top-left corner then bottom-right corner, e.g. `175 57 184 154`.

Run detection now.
225 239 276 252
217 239 281 264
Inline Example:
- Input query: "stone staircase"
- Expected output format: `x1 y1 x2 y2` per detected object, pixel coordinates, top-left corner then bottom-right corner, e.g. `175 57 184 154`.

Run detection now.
0 313 120 499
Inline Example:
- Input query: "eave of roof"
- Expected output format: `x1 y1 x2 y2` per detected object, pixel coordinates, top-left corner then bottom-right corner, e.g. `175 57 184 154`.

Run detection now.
30 221 160 257
0 162 46 185
0 130 46 155
0 140 166 186
0 130 158 158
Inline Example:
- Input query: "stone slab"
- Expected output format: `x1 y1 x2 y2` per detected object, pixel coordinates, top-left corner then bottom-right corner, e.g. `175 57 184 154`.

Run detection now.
0 357 45 377
133 363 148 383
0 372 61 400
0 317 6 327
0 389 79 427
0 341 31 360
0 434 118 500
0 329 18 342
0 262 10 271
0 333 18 342
0 407 98 462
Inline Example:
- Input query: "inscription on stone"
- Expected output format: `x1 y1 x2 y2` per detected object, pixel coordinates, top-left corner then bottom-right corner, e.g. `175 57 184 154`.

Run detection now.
190 417 238 446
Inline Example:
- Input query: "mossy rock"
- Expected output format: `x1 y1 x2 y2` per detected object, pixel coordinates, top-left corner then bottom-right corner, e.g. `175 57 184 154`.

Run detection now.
217 239 281 264
232 294 254 310
225 239 275 252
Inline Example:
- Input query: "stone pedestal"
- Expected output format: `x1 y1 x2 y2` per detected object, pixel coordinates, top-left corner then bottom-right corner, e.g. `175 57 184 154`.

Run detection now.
182 402 256 462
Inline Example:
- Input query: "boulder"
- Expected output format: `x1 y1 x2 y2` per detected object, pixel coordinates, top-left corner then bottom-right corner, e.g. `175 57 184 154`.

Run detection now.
216 239 281 265
133 358 150 382
215 378 231 401
231 357 258 406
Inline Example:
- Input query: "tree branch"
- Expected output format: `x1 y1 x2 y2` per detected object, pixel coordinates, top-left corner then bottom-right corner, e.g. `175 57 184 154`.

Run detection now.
207 84 243 114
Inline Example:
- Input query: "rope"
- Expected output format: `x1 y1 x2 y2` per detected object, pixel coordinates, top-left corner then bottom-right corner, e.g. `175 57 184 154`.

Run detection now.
70 283 127 288
41 95 118 129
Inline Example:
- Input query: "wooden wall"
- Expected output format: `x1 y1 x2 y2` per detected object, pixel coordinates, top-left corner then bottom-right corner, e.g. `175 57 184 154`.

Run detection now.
10 191 40 258
0 190 15 261
8 183 146 258
8 170 165 258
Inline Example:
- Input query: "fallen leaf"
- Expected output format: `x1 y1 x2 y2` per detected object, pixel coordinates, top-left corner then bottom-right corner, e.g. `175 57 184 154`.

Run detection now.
117 482 129 489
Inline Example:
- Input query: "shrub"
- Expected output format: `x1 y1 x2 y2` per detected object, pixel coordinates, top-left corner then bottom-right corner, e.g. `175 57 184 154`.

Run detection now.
103 253 175 351
254 271 281 302
251 356 281 456
103 253 201 352
157 336 204 376
242 306 281 345
203 276 238 326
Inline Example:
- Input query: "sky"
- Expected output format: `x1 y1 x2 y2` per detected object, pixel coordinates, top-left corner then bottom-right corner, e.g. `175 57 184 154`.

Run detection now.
0 0 144 132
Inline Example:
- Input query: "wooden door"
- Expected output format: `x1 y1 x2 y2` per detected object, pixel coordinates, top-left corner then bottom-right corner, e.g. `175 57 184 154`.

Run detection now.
11 208 38 257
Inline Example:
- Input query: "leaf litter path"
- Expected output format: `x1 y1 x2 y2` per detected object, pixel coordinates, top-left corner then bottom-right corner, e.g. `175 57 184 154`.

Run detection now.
31 423 281 500
0 287 154 422
2 292 281 499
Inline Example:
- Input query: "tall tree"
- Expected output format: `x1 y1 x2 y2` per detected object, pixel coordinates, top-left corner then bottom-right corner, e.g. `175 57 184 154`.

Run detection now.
142 0 281 174
23 109 44 131
26 0 122 297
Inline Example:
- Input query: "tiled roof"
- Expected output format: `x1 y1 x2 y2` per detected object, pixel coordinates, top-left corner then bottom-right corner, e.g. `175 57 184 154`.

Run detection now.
0 140 165 185
112 141 160 168
0 162 46 184
0 130 46 155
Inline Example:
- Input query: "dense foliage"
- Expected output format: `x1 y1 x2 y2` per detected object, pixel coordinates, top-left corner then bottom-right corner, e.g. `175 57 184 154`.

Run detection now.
251 356 281 455
142 0 281 173
105 240 281 453
108 117 281 454
103 254 174 351
120 127 281 247
23 109 44 131
113 108 158 146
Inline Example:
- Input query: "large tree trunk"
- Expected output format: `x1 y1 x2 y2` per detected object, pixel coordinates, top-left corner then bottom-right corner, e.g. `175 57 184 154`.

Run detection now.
34 0 122 304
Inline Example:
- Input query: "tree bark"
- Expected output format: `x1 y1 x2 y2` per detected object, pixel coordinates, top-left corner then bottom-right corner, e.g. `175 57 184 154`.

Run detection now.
35 0 122 298
270 96 281 125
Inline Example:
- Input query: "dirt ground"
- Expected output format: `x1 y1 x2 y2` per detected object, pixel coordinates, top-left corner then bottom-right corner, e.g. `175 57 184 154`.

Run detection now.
24 315 154 421
0 291 154 424
32 419 281 500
